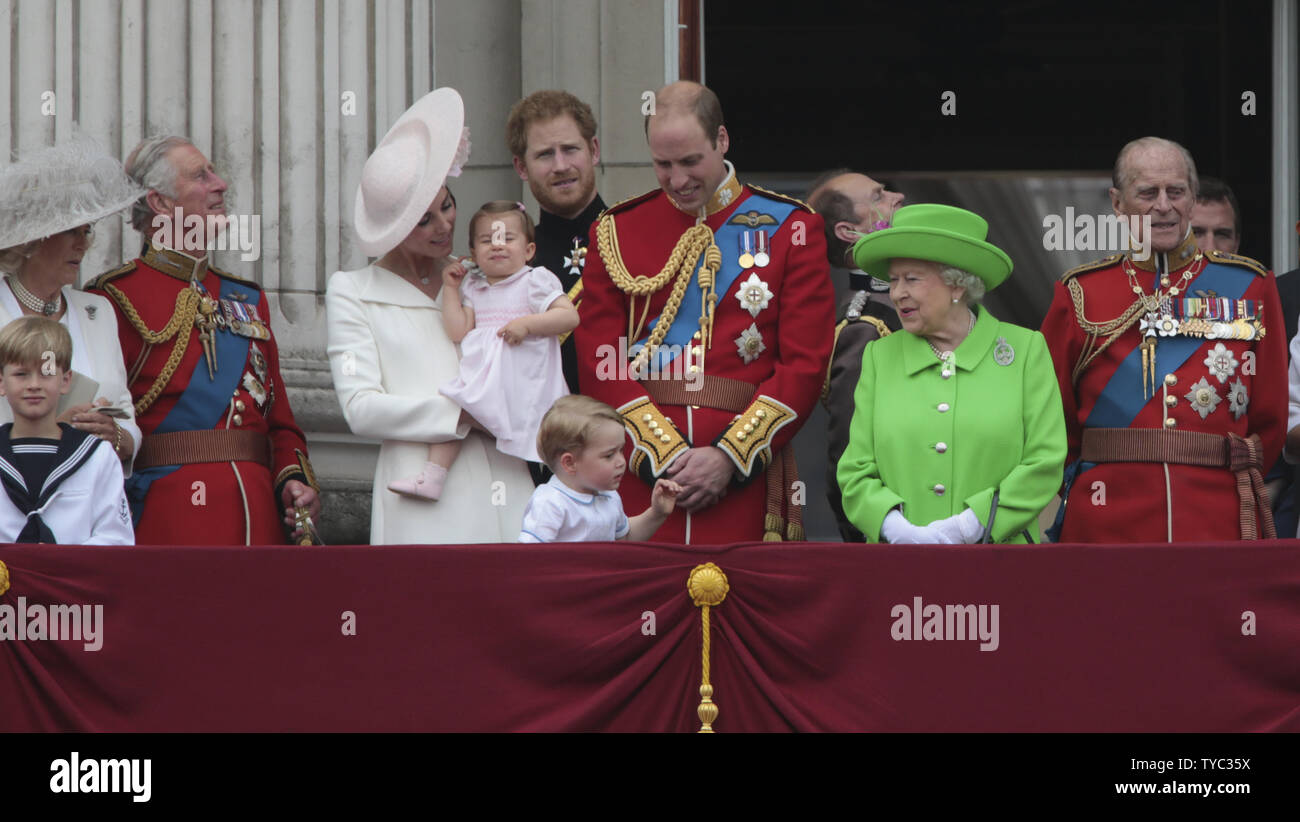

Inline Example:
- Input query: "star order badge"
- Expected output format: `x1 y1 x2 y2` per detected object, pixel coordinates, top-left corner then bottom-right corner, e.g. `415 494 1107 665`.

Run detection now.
735 273 773 317
562 236 587 279
993 336 1015 366
735 323 766 364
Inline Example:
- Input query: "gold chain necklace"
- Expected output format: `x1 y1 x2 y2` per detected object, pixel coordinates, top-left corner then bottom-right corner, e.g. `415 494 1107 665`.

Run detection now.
1126 251 1203 397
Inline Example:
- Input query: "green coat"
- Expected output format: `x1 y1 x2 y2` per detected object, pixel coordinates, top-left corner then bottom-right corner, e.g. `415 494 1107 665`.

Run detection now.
837 305 1066 543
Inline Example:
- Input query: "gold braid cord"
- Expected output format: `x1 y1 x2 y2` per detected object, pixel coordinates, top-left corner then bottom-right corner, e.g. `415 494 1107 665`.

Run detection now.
596 215 719 373
104 284 200 417
688 562 729 733
0 559 9 597
1067 277 1147 385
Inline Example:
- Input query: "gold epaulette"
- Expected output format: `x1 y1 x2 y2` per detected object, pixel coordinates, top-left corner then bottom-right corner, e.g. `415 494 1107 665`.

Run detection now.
598 188 660 219
85 260 138 290
209 264 262 290
1207 249 1270 277
716 395 797 477
1059 254 1121 282
618 397 688 477
822 315 891 401
747 184 814 214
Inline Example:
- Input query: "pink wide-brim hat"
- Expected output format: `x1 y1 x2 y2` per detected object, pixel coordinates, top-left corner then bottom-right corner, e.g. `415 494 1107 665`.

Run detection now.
354 87 468 258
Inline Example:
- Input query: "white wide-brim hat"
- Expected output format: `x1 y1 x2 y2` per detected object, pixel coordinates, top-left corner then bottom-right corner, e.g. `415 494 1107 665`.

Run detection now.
355 87 470 258
0 132 145 250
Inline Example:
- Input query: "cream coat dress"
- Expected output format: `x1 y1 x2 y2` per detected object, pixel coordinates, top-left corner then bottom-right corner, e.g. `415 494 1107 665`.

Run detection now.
0 279 142 473
325 264 533 544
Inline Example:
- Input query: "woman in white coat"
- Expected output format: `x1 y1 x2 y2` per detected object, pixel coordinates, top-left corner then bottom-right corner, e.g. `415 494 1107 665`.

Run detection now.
0 134 143 470
326 88 533 543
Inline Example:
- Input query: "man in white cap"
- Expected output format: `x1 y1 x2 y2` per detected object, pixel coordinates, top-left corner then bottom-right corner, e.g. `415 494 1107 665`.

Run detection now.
88 137 320 545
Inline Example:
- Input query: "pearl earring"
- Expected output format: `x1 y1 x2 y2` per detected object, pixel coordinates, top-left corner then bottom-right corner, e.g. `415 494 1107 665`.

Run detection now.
951 298 959 304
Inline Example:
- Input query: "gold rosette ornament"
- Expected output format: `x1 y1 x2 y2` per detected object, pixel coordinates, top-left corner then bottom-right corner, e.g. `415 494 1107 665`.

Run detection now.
687 562 729 733
0 560 9 597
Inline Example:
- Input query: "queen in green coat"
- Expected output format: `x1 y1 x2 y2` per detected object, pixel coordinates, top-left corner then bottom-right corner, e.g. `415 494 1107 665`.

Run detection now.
837 204 1066 544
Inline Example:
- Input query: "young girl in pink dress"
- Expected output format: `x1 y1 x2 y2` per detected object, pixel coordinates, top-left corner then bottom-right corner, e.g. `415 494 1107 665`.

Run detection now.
388 200 578 500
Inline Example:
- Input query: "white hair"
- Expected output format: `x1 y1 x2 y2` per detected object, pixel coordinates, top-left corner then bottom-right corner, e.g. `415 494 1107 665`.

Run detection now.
125 135 192 232
940 266 985 303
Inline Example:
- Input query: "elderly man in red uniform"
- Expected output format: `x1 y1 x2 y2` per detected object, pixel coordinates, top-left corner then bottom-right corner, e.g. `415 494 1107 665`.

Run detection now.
88 136 320 545
575 81 834 544
1041 136 1286 542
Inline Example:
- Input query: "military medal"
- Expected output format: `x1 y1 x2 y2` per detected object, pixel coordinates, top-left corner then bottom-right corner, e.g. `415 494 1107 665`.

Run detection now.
735 272 773 318
562 237 587 278
753 231 770 267
738 232 755 269
249 342 269 385
242 371 267 407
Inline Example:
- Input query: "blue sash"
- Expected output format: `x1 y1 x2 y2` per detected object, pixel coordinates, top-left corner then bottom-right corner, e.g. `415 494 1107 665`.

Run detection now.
635 193 798 369
1084 261 1256 429
125 278 258 522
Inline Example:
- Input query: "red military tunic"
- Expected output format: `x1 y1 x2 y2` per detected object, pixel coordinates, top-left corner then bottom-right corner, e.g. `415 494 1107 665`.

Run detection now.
575 168 835 543
88 244 316 545
1040 233 1286 542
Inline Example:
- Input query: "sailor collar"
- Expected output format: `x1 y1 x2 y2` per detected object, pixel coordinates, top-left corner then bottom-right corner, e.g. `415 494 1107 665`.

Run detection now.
669 160 742 219
143 243 210 283
1128 229 1199 274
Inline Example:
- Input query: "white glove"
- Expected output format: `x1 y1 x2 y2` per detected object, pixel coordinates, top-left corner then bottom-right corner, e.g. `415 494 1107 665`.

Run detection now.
927 509 985 544
882 510 948 544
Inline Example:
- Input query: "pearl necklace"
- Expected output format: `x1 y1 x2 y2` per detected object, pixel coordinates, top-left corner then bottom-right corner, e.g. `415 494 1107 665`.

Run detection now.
927 309 975 359
9 276 62 316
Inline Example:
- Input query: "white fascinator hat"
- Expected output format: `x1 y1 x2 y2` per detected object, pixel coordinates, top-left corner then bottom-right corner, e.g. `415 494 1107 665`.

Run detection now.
354 87 471 258
0 131 144 251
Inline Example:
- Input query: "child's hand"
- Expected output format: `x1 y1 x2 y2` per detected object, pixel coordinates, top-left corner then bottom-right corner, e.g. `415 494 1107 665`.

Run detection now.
651 478 683 516
441 260 468 289
498 318 530 345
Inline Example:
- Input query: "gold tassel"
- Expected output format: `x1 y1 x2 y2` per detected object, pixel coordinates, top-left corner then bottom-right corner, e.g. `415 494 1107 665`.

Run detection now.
763 512 784 542
688 563 730 733
1140 336 1157 398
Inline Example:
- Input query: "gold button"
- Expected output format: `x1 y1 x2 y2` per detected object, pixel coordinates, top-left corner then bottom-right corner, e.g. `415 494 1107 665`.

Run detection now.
693 331 701 340
692 345 702 355
750 417 760 426
232 414 243 426
742 424 753 433
1164 374 1177 387
659 434 671 443
653 427 664 437
689 365 700 373
1164 417 1176 428
756 409 767 418
737 431 747 440
642 413 653 422
235 400 246 412
1165 395 1176 407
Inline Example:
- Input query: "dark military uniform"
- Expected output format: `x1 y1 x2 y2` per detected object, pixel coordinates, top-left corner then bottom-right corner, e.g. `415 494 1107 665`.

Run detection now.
822 273 899 541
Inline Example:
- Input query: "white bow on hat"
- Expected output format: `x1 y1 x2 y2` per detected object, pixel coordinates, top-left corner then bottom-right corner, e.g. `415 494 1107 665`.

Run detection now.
355 87 471 258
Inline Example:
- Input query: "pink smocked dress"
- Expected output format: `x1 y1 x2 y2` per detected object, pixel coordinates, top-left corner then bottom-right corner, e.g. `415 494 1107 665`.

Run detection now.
440 265 569 462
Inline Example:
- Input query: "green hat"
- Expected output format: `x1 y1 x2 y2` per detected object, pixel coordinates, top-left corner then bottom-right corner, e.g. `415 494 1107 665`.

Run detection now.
850 204 1013 291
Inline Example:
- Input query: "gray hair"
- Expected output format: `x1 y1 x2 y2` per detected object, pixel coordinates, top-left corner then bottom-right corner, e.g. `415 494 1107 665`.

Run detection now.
940 266 985 303
1112 136 1199 199
0 241 39 276
125 135 192 232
